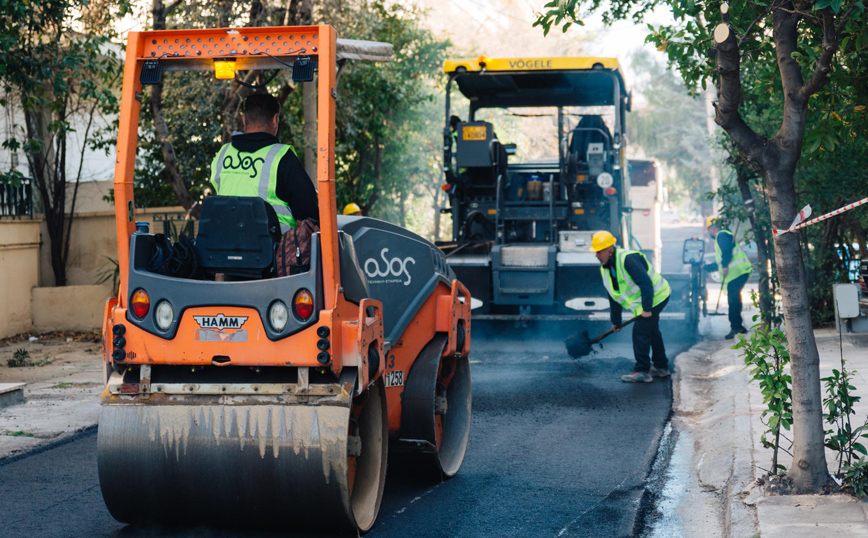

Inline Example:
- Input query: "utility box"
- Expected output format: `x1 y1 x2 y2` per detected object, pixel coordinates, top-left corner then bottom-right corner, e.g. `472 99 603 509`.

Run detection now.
833 283 868 333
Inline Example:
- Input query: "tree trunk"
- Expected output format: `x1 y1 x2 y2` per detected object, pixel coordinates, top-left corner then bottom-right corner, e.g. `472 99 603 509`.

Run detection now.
151 0 199 216
24 103 68 286
369 134 382 212
712 2 834 491
735 168 772 321
766 166 828 490
149 82 198 214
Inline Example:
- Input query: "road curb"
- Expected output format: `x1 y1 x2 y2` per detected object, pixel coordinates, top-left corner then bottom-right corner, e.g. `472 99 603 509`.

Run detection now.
644 329 761 537
0 423 98 468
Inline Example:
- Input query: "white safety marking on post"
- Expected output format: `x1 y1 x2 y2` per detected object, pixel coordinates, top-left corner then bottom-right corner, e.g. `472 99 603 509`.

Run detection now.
773 197 868 237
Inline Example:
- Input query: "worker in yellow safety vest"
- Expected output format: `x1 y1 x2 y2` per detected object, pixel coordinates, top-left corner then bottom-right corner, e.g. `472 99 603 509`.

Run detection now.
705 217 753 339
210 94 319 234
590 231 672 383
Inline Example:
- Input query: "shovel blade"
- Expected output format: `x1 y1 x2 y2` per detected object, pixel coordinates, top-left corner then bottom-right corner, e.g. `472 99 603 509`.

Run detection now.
565 330 592 358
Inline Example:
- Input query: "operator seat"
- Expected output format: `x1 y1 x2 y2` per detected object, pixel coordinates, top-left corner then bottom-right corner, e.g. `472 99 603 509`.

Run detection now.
195 195 281 279
567 115 612 180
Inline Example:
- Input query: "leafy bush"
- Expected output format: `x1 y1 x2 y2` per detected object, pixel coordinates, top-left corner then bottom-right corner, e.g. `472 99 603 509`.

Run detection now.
733 323 792 475
841 459 868 499
823 364 868 474
7 348 32 368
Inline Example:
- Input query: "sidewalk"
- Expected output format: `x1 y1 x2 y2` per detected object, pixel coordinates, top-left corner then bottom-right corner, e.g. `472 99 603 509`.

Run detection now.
658 282 868 537
0 333 103 461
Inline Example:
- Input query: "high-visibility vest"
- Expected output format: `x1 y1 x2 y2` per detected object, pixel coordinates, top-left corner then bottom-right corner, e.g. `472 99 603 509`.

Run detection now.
715 230 753 287
210 143 297 233
600 249 671 317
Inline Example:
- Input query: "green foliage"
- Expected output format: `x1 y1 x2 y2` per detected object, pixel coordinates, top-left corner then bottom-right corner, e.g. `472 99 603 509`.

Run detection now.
841 459 868 498
0 0 131 285
135 0 450 237
822 362 868 475
7 348 31 368
733 322 792 474
2 430 35 437
0 0 129 161
95 256 120 295
290 0 450 228
535 0 868 194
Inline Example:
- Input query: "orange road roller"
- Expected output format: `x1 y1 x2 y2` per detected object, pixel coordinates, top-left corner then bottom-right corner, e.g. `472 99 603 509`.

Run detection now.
98 25 472 533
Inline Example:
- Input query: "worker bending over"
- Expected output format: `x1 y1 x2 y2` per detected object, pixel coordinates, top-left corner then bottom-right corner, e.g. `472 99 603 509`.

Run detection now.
590 231 672 383
705 217 752 339
210 93 319 233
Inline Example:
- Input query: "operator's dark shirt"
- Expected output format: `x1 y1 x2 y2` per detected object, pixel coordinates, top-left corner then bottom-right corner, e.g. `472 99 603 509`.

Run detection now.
704 231 734 272
604 249 654 325
230 132 319 222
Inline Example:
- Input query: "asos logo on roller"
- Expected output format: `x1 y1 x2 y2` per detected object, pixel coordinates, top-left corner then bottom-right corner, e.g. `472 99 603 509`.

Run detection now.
364 248 416 286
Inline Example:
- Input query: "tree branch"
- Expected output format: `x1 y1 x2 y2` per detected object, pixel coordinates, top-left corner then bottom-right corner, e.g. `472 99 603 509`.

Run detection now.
164 0 184 16
712 9 766 162
798 9 838 101
738 7 771 47
773 3 805 101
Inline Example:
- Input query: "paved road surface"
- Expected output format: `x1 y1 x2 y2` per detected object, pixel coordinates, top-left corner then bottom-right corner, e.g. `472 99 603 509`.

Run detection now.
0 336 686 538
0 226 700 538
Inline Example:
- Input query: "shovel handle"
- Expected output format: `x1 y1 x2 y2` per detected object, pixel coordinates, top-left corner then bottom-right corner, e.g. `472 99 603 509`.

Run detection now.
591 315 641 344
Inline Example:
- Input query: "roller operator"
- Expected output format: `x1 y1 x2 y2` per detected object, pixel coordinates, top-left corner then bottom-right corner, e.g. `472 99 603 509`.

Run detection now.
210 93 319 233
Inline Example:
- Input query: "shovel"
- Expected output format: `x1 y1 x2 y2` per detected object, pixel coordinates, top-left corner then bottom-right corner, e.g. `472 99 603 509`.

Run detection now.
565 315 641 358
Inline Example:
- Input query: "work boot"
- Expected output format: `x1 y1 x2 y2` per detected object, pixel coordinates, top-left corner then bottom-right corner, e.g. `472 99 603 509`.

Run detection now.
650 366 671 378
725 326 748 340
621 370 653 383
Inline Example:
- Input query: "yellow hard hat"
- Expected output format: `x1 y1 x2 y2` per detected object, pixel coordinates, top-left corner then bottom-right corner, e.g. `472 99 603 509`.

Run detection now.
706 216 718 228
589 231 617 252
343 203 362 215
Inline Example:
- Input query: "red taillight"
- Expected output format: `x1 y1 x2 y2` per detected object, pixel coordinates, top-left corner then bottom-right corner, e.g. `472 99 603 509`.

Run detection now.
293 289 314 321
130 289 150 319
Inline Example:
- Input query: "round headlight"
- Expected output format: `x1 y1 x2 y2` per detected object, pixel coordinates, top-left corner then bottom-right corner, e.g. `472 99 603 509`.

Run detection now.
154 300 174 331
269 300 289 332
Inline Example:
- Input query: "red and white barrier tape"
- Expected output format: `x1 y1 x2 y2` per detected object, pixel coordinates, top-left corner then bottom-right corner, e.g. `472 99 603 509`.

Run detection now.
773 196 868 237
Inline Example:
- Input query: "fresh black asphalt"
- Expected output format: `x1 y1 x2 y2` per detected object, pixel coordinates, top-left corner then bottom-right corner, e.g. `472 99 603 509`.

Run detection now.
0 227 700 537
0 330 687 538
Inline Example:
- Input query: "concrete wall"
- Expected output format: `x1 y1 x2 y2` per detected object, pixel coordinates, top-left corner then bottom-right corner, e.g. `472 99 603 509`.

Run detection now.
66 180 115 213
0 205 188 335
31 284 112 332
38 206 188 287
0 220 41 338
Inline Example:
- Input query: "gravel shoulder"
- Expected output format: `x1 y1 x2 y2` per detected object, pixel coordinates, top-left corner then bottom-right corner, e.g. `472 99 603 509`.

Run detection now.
0 332 103 461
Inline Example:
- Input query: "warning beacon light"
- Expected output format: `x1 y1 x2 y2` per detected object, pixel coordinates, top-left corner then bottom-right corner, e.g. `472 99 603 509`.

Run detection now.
214 59 236 80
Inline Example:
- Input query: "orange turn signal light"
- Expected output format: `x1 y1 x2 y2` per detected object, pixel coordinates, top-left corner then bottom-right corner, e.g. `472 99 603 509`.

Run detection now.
293 289 314 321
130 289 150 319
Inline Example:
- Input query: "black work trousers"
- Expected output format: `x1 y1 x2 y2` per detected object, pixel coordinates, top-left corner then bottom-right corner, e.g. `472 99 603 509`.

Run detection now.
632 296 669 372
726 273 749 331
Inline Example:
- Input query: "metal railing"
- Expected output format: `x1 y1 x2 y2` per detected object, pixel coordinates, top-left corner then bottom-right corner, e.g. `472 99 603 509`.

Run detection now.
0 181 33 218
